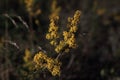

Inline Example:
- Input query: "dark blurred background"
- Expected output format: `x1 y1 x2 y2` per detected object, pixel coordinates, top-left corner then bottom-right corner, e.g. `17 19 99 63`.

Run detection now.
0 0 120 80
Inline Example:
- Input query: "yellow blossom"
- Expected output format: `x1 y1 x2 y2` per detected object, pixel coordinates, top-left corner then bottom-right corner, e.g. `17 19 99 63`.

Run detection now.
33 51 61 76
46 58 54 71
49 25 58 32
46 58 61 76
24 0 41 17
46 0 60 49
51 65 60 76
54 10 81 53
46 33 51 39
23 49 32 63
69 26 78 33
24 0 33 15
62 10 81 52
50 0 61 19
65 48 70 53
66 35 77 48
68 10 81 27
33 51 47 68
50 40 57 46
51 31 59 39
55 40 66 53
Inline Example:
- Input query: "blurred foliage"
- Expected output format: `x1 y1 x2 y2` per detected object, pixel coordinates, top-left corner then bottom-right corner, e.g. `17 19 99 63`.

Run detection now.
0 0 120 80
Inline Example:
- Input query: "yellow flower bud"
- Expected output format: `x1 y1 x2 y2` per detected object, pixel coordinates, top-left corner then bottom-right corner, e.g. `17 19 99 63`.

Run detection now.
65 48 70 53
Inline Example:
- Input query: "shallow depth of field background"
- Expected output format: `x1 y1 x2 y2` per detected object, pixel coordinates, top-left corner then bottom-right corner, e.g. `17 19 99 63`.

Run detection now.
0 0 120 80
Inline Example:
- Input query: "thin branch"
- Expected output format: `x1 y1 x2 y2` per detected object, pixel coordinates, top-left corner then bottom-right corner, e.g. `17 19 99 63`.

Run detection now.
17 16 29 30
56 52 65 60
3 40 20 49
3 14 18 28
37 46 47 54
66 54 75 69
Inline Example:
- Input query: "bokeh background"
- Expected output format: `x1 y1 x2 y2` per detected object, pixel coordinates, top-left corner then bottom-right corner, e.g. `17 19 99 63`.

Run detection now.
0 0 120 80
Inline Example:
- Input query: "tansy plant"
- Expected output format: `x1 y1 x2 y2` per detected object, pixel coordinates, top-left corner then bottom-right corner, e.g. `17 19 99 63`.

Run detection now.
24 0 41 17
33 51 61 76
46 0 61 47
46 10 81 53
33 0 81 77
24 0 41 25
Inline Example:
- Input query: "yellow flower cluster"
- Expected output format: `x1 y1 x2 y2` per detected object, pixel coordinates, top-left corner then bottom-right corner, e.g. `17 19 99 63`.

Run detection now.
63 31 76 48
55 40 66 53
46 17 59 40
23 49 32 63
33 51 47 69
55 10 81 53
46 0 60 46
23 49 36 72
67 10 81 30
63 10 81 48
50 0 61 19
24 0 41 17
46 58 61 76
33 51 61 76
